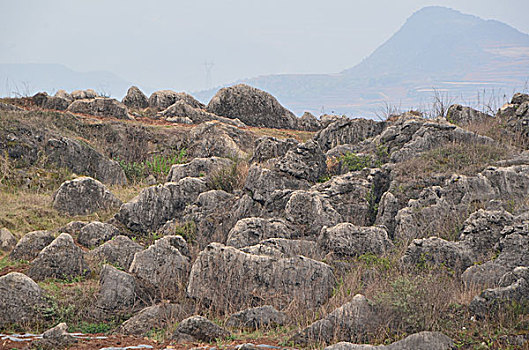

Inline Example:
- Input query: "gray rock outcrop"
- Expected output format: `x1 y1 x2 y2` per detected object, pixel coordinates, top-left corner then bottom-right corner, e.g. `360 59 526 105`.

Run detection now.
244 164 310 203
34 322 77 349
315 118 385 152
250 137 299 164
10 230 55 261
275 140 327 182
129 235 190 301
324 331 455 350
28 233 90 281
0 272 47 328
166 156 234 183
241 238 321 260
53 177 122 216
187 243 336 309
45 137 127 185
207 84 299 129
298 111 322 131
319 223 393 259
67 97 131 120
172 315 231 343
122 86 149 109
226 217 293 248
118 303 189 336
71 89 98 100
77 221 120 248
0 228 17 253
226 305 287 330
159 100 245 127
148 90 204 111
446 104 493 126
117 177 207 233
87 235 143 270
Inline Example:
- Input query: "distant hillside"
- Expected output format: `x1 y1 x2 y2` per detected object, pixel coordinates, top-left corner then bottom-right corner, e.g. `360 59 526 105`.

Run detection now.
0 63 135 98
196 6 529 117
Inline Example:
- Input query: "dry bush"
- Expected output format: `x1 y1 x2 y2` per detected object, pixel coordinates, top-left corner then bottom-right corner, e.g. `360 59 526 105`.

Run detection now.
207 159 249 193
464 116 528 150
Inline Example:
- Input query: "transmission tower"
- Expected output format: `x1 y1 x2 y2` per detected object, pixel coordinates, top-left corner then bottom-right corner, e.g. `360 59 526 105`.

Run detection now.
204 61 214 89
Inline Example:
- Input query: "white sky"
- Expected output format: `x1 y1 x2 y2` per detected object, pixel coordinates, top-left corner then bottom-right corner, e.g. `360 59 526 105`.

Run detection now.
1 0 528 92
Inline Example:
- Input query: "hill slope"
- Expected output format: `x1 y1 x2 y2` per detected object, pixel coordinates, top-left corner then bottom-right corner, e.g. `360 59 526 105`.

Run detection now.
197 6 529 117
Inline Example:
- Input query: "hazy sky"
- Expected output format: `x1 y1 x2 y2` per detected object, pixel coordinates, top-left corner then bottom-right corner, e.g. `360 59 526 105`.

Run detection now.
2 0 529 92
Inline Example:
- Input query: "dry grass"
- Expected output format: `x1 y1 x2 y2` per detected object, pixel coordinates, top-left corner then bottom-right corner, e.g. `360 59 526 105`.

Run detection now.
464 116 529 150
248 126 315 142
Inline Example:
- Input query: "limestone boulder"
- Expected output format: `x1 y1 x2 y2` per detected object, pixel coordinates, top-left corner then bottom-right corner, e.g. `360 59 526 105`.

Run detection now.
324 331 455 350
166 156 234 183
122 86 149 109
53 177 122 216
446 104 493 126
28 233 90 281
78 221 120 248
118 303 189 336
250 136 299 164
298 111 322 131
10 230 55 261
0 228 17 253
148 90 204 111
187 243 336 309
87 235 143 270
241 238 321 260
207 84 298 129
67 97 131 120
173 315 230 343
275 140 327 182
315 118 385 152
226 217 293 248
226 305 287 330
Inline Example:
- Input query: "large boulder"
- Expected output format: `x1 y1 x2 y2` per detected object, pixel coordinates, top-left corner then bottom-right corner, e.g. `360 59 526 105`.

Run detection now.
55 89 73 101
28 233 90 281
275 140 327 182
116 177 207 234
166 156 234 183
324 331 455 350
10 230 55 261
159 100 245 127
71 89 98 100
0 272 47 328
291 294 379 345
187 243 336 310
446 104 493 126
87 235 143 270
241 238 321 260
45 137 127 185
244 164 310 203
226 217 293 248
148 90 204 111
53 177 122 216
315 118 385 152
118 303 189 336
129 235 190 301
172 315 230 343
77 221 120 248
401 237 473 273
122 86 149 109
319 223 393 260
0 228 17 253
186 121 255 159
33 323 77 349
226 305 287 330
250 137 298 164
207 84 298 129
94 264 141 319
67 97 131 120
298 111 322 131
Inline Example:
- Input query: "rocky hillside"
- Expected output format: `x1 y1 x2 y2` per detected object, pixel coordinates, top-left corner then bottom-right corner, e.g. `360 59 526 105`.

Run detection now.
0 87 528 349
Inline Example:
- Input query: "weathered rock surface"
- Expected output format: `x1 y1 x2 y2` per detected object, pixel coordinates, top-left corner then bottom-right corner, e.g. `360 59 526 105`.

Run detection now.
291 294 379 345
45 137 127 185
470 267 529 317
129 235 190 300
374 191 400 238
250 136 299 164
117 177 207 233
166 156 234 183
173 315 231 343
95 264 141 319
77 221 120 248
244 164 310 203
87 235 143 270
241 238 321 260
34 322 77 349
186 121 255 159
320 223 393 260
324 331 455 350
315 118 385 152
32 92 71 111
0 101 23 111
122 86 149 109
298 111 322 131
0 228 17 252
71 89 98 100
446 104 493 126
118 303 189 336
401 237 473 273
275 140 327 182
207 84 299 129
67 97 131 120
0 272 46 328
10 230 55 261
226 305 287 330
159 100 245 127
226 217 293 248
148 90 204 111
55 89 73 101
28 233 90 281
53 177 122 216
187 243 336 309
